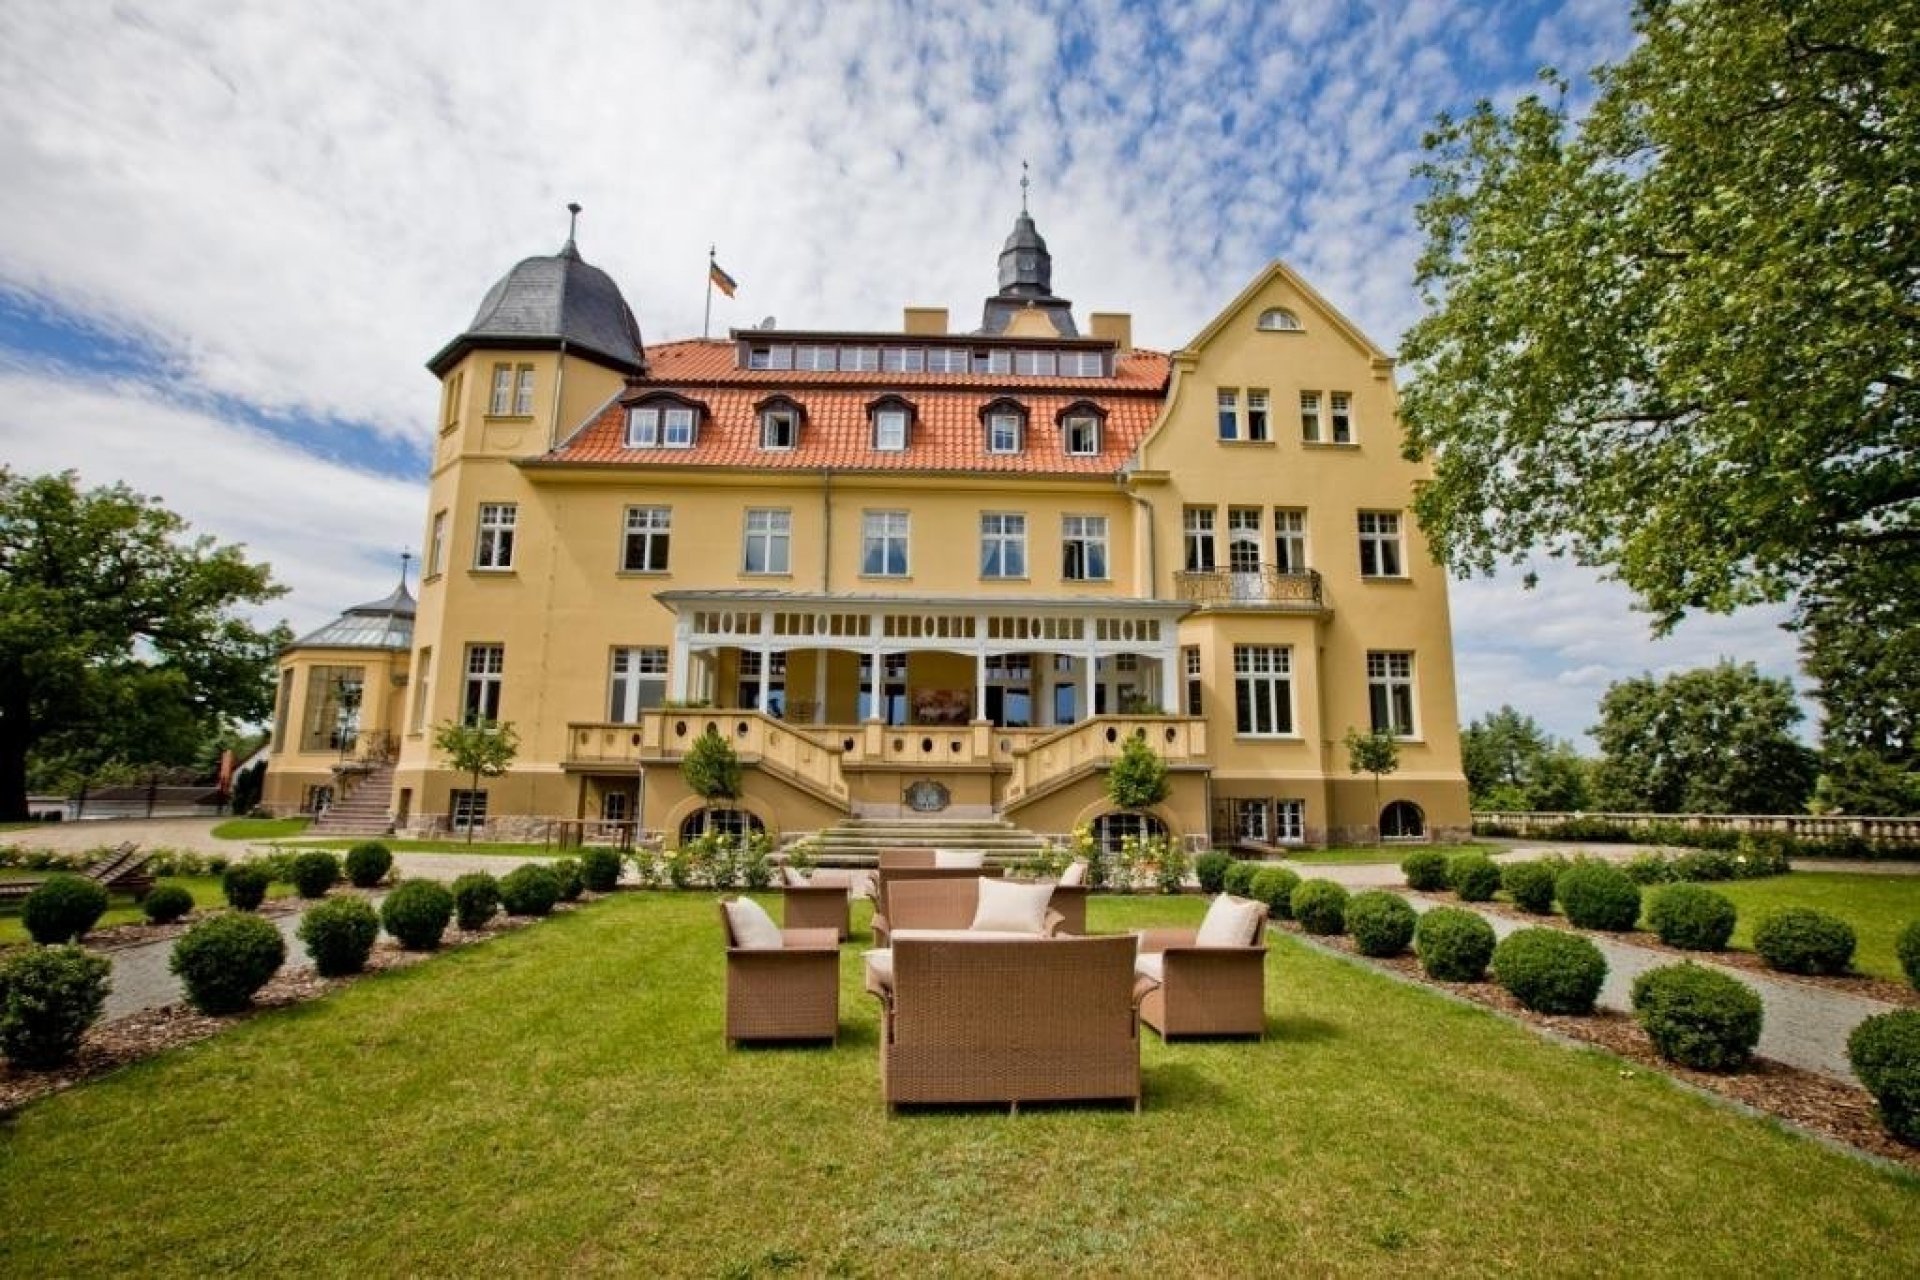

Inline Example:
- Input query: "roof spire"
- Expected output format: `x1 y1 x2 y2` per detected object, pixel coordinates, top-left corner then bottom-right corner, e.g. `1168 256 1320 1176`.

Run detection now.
1020 160 1029 215
560 201 582 259
398 549 412 589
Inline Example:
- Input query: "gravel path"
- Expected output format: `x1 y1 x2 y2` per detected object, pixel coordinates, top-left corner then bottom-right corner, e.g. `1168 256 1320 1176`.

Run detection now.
1401 893 1896 1083
101 910 313 1021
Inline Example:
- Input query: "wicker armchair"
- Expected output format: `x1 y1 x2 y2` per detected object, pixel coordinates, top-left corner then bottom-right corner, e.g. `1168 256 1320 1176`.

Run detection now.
1135 905 1269 1041
873 935 1144 1112
781 872 852 940
718 901 841 1046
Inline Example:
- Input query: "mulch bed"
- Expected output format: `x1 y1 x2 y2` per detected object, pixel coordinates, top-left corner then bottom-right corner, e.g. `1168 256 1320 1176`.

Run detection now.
1285 921 1920 1173
1425 892 1920 1010
0 895 595 1116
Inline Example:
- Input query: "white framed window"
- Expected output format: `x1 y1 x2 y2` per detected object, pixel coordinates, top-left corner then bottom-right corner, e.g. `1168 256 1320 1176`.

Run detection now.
1273 508 1308 573
881 347 926 372
1358 511 1405 578
1331 392 1354 443
1183 645 1202 716
987 412 1022 454
514 366 536 416
463 643 504 723
742 508 791 575
874 408 909 452
925 348 968 373
427 510 447 577
1014 349 1058 376
1228 507 1262 572
1233 645 1294 736
441 369 463 431
1236 799 1269 842
1247 389 1270 441
747 345 794 371
1061 515 1109 581
1063 414 1100 455
980 513 1027 579
450 789 488 833
662 407 695 448
1217 389 1239 440
608 647 668 721
622 506 671 572
1301 391 1323 442
624 407 660 447
1275 799 1305 842
760 408 798 450
489 364 513 414
411 648 432 733
1368 651 1417 737
1183 507 1216 572
1258 308 1303 332
842 346 880 372
474 503 516 570
1063 351 1105 377
794 345 837 371
976 349 1014 374
862 510 909 577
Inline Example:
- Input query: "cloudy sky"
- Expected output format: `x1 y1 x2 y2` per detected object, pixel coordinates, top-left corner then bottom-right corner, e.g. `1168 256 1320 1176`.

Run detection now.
0 0 1805 747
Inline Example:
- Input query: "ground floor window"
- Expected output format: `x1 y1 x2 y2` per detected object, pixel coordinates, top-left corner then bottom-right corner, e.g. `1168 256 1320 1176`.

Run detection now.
1234 798 1305 844
451 789 488 833
1235 799 1268 842
1090 810 1167 853
1381 800 1425 840
679 807 766 844
1275 799 1305 843
601 790 630 823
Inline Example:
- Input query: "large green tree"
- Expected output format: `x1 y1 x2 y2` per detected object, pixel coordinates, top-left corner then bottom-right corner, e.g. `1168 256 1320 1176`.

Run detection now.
1462 705 1591 812
1590 662 1816 814
0 470 286 820
1795 551 1920 813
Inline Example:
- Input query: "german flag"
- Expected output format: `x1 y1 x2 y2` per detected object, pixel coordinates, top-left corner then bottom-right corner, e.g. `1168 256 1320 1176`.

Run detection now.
709 260 739 298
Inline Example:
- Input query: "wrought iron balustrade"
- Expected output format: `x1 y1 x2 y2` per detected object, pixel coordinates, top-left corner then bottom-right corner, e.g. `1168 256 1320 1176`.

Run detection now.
1173 567 1324 609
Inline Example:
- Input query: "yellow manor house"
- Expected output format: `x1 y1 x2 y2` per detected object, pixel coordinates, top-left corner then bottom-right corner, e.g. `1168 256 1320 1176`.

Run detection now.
265 207 1470 853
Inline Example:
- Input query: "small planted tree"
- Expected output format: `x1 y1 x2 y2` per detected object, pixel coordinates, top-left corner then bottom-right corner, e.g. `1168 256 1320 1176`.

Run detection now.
433 719 520 844
1107 734 1171 811
1344 728 1400 845
680 729 742 834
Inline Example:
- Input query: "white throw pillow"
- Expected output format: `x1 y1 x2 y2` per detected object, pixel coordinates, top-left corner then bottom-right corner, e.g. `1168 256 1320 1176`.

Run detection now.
970 877 1054 935
724 897 784 950
934 848 986 869
1135 952 1165 983
1057 859 1087 887
1195 894 1264 948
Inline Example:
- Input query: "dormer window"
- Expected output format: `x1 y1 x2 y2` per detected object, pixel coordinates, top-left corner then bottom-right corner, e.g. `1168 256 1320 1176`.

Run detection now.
622 393 706 449
1258 308 1303 332
1057 400 1106 456
755 395 805 451
980 398 1027 455
867 395 916 452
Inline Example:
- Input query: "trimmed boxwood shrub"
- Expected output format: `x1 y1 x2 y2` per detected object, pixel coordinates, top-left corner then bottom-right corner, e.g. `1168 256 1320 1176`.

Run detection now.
1401 850 1449 892
579 847 623 894
0 945 111 1068
1752 907 1856 975
297 896 381 976
1194 851 1233 895
1501 861 1558 915
289 850 341 900
1222 861 1260 899
1448 853 1502 902
380 879 455 951
1248 867 1302 920
1415 908 1497 982
1631 963 1763 1070
1848 1010 1920 1146
21 874 110 944
1621 852 1675 885
1555 862 1642 931
1346 890 1417 957
141 884 195 924
498 864 562 918
1291 879 1349 935
1896 919 1920 991
221 862 270 911
344 841 393 888
452 872 502 931
169 912 286 1014
552 859 585 902
1647 883 1737 951
1492 927 1607 1014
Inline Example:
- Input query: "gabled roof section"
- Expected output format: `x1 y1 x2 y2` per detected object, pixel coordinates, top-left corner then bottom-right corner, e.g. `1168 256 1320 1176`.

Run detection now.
1177 259 1393 364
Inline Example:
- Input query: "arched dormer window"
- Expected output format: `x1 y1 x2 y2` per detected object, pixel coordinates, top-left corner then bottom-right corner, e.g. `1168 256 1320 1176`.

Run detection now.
1056 400 1107 457
1257 307 1303 332
867 394 917 453
979 397 1028 455
621 391 708 449
754 395 806 452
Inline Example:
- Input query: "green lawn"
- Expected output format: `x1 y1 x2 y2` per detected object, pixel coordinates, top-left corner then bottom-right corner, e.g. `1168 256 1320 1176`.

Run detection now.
210 816 311 840
277 836 565 857
0 875 293 946
1 895 1914 1275
1704 872 1920 983
1280 842 1487 866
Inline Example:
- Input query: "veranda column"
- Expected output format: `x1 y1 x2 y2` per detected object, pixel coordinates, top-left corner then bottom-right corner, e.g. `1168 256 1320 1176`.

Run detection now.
669 615 693 702
1081 638 1097 723
756 613 773 714
974 622 989 722
1158 630 1180 712
812 648 827 724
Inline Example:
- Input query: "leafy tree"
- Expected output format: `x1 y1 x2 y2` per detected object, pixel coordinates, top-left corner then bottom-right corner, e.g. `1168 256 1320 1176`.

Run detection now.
1590 663 1816 814
1462 706 1591 811
1106 734 1171 811
432 719 520 843
1400 1 1918 631
1795 552 1920 814
0 469 286 820
1344 728 1400 844
680 730 742 804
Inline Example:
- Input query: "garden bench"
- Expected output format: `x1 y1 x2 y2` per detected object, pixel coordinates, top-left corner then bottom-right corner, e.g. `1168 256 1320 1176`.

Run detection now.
0 842 151 903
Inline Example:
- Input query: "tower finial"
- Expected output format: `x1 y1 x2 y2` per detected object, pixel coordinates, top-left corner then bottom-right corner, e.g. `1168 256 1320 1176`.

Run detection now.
1020 160 1030 215
567 202 582 240
399 549 413 588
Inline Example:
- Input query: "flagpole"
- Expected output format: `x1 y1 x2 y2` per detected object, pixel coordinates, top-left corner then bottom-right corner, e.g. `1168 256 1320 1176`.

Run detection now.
704 244 715 339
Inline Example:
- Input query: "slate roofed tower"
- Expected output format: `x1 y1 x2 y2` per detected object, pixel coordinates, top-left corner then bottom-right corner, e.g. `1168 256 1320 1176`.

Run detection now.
980 203 1079 338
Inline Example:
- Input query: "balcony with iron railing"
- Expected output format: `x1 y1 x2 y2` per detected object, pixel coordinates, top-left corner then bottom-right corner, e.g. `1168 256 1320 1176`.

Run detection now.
1173 566 1326 612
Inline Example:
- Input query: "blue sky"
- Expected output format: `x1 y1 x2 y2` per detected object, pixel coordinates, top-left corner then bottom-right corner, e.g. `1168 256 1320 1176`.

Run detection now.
0 0 1806 747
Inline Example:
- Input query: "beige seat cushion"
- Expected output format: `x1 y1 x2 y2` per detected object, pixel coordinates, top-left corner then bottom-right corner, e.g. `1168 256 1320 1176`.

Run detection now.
933 848 986 869
970 877 1054 934
865 948 893 989
1135 952 1164 983
1057 859 1088 887
724 896 784 950
1195 894 1265 948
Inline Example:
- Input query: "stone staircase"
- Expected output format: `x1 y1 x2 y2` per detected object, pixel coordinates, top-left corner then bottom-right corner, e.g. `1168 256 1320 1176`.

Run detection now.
309 762 396 837
809 815 1051 869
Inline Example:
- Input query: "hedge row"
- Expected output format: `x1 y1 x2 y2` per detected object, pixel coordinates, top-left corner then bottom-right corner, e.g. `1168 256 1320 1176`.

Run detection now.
1471 820 1916 862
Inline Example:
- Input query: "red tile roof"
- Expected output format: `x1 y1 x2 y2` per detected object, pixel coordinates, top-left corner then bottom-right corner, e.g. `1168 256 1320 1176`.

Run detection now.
533 339 1170 476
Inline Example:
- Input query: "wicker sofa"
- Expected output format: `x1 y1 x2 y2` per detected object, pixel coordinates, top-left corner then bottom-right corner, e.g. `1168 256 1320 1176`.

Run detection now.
871 866 1007 945
1135 900 1270 1040
718 901 842 1046
872 935 1144 1112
